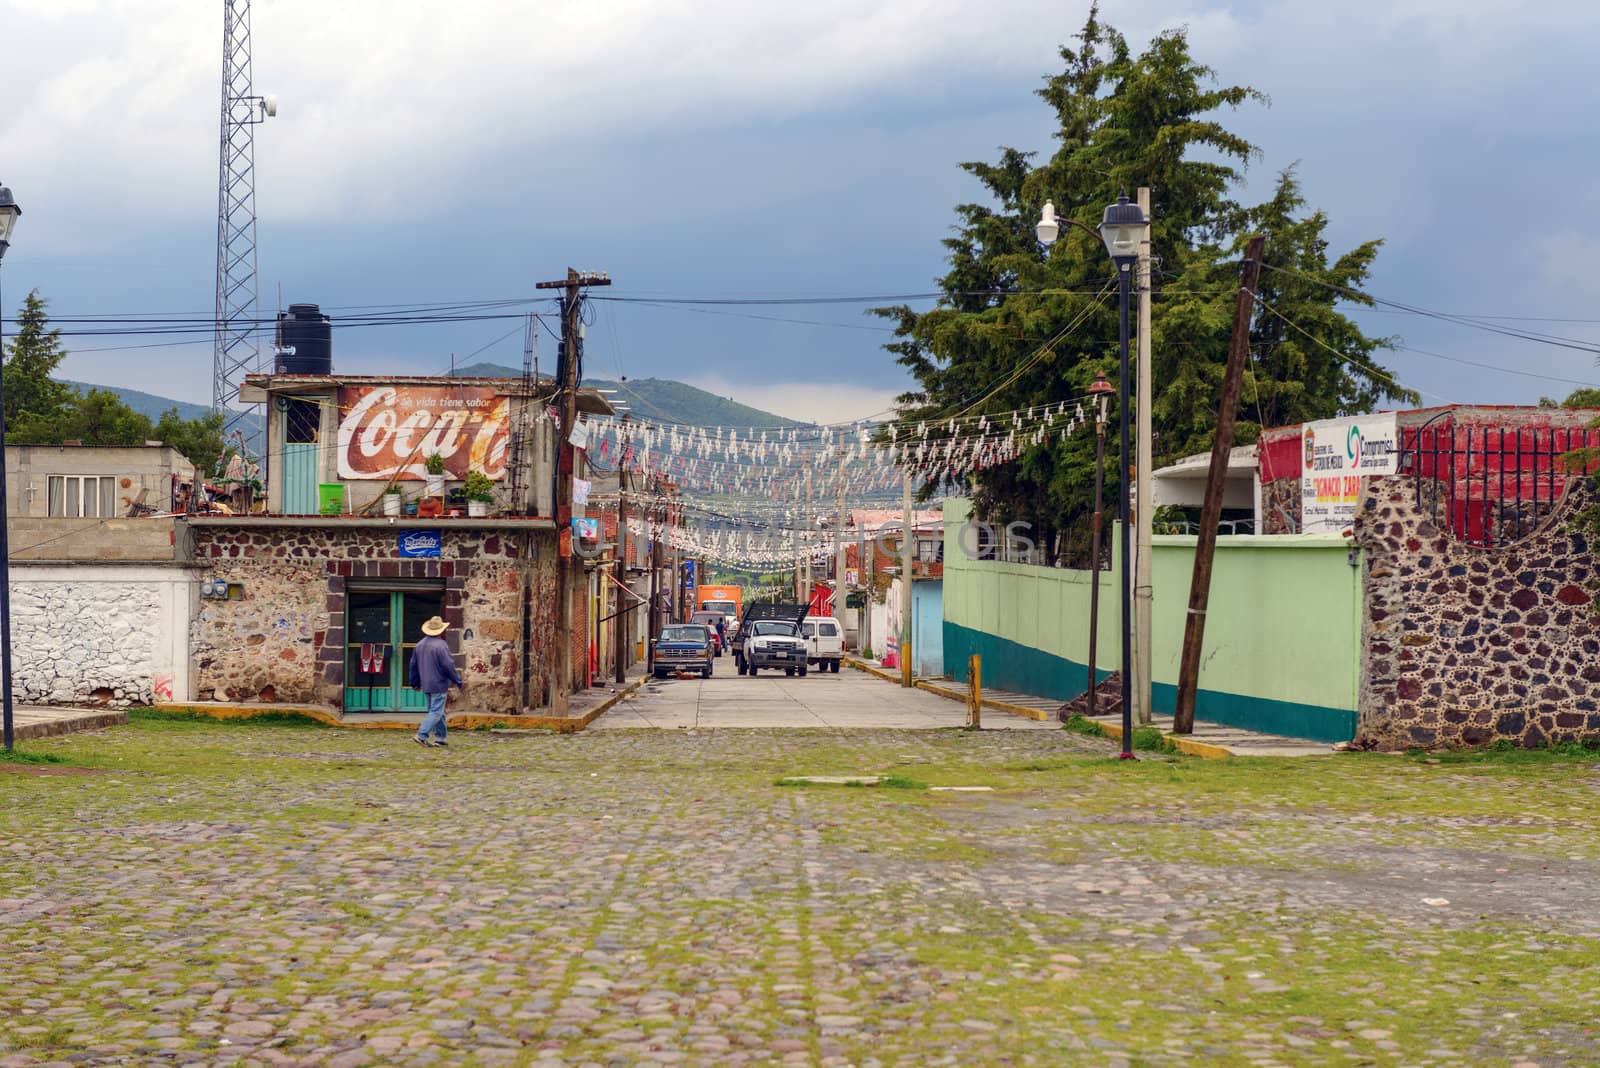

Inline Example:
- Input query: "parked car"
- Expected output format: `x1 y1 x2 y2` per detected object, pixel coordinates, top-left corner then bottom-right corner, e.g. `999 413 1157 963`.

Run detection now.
690 610 727 656
652 623 714 679
801 616 845 673
741 619 808 676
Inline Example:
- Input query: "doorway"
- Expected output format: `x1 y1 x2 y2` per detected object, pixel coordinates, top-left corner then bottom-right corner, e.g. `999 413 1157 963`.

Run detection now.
344 587 444 712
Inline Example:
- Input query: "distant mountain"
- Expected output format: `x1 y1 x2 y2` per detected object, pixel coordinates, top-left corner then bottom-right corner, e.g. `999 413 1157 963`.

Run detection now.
453 362 800 428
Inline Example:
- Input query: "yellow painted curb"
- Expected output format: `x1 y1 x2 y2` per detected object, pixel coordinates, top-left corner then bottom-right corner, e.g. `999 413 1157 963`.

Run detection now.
1165 735 1234 759
150 677 647 735
1079 716 1233 759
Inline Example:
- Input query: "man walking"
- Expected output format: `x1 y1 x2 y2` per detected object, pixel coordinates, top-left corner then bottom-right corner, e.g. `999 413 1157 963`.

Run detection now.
411 615 464 747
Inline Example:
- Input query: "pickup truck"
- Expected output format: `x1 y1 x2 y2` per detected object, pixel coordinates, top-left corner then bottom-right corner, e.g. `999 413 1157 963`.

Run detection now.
732 603 810 676
801 615 845 673
652 623 714 680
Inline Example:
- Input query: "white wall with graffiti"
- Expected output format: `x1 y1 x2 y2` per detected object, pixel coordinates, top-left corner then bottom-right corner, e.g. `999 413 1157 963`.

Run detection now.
10 564 193 706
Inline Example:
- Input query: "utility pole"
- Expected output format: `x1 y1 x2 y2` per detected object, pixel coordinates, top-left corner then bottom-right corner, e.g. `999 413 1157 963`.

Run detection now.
793 474 803 603
836 449 847 629
535 268 611 715
647 486 662 674
613 414 630 684
1173 234 1265 734
803 461 813 609
1134 187 1155 726
900 470 914 687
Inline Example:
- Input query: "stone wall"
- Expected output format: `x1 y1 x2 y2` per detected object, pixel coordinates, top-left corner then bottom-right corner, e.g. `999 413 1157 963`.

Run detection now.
189 524 558 714
10 564 193 706
1355 474 1600 749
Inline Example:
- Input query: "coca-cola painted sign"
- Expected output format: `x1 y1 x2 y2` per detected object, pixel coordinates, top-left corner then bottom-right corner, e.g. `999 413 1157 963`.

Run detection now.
336 386 510 480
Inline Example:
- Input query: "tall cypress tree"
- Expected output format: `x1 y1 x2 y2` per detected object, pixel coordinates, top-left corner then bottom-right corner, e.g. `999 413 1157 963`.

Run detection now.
879 8 1408 562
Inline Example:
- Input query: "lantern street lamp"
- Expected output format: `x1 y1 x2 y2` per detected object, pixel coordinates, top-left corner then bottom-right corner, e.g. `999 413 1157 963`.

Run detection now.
0 182 21 751
1038 195 1146 758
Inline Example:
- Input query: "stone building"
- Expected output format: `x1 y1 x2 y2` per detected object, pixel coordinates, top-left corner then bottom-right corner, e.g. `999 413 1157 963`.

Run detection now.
186 372 614 715
1253 404 1600 747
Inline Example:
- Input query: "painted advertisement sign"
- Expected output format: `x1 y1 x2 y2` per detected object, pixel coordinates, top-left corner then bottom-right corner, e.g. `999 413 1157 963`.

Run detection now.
1301 413 1399 533
337 386 510 480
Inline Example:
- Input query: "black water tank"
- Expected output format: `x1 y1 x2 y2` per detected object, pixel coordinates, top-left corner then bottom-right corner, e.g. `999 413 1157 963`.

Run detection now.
275 303 332 374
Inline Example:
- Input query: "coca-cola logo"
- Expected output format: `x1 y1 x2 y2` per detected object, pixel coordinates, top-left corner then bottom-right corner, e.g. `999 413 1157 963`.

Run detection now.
337 386 509 480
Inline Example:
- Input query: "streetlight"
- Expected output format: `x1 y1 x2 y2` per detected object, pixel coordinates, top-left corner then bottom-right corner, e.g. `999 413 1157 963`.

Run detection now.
1037 195 1146 759
1084 371 1114 722
0 182 21 752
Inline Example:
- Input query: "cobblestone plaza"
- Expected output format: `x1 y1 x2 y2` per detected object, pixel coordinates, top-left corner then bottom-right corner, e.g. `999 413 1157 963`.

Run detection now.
5 701 1600 1066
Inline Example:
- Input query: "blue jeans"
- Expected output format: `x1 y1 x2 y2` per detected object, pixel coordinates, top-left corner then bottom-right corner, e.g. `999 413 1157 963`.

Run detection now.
417 691 448 741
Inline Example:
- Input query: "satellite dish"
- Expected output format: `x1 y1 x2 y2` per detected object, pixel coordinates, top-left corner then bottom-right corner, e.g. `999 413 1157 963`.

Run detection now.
261 94 278 118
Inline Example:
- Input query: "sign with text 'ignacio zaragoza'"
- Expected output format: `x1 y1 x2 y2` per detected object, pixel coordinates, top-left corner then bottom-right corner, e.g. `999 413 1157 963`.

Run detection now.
1300 413 1399 534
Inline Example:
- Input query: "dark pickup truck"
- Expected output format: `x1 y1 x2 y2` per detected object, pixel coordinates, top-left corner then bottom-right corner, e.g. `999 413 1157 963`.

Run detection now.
732 603 809 676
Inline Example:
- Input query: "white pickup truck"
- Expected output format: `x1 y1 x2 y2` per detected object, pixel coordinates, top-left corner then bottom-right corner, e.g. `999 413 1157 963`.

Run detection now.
801 616 845 673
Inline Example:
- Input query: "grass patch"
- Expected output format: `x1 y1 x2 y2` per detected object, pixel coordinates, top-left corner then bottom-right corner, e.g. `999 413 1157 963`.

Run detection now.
1131 726 1168 751
775 774 928 790
0 748 76 766
1061 714 1107 738
1409 737 1600 764
128 707 326 728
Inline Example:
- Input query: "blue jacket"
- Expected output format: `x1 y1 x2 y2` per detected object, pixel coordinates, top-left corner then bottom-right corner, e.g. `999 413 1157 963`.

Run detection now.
409 635 464 694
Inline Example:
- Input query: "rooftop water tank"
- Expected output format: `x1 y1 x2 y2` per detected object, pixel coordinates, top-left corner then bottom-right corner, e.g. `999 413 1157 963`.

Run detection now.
275 303 332 374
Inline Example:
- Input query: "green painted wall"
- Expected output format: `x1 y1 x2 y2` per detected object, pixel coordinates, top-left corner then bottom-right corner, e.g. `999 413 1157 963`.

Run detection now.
942 499 1360 742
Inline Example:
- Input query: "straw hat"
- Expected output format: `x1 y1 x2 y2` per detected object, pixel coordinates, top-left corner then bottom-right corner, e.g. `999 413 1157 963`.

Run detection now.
421 616 448 636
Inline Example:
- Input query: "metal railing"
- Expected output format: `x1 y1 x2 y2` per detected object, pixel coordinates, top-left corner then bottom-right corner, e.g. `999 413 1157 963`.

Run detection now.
1401 413 1597 547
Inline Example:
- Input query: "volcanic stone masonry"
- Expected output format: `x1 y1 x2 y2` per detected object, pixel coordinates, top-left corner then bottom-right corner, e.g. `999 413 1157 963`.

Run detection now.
189 526 557 713
1354 474 1600 749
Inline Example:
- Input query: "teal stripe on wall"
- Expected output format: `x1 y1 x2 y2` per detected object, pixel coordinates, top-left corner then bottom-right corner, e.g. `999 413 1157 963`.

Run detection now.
943 621 1354 743
943 621 1109 704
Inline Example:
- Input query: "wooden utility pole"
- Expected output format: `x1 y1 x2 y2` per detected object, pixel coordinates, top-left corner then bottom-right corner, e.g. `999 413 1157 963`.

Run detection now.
803 461 813 608
647 486 662 675
1173 234 1265 734
836 450 847 630
900 470 914 687
536 269 610 713
613 414 631 684
1133 187 1155 726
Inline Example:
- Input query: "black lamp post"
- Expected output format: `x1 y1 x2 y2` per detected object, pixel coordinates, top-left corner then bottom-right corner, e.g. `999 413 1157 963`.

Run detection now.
1037 195 1146 759
1084 371 1114 720
0 182 21 752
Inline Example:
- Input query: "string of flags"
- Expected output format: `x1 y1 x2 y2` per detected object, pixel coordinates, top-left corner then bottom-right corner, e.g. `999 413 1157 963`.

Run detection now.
581 395 1094 497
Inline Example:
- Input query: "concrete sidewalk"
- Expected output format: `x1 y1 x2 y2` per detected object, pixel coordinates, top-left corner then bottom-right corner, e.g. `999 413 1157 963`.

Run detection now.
10 705 128 743
1085 712 1335 757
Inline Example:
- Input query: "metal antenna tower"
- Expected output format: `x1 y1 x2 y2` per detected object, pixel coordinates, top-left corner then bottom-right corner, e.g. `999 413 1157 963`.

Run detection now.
212 0 275 434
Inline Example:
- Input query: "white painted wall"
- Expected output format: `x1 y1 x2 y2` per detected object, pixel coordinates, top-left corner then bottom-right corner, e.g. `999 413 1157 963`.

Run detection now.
10 565 195 705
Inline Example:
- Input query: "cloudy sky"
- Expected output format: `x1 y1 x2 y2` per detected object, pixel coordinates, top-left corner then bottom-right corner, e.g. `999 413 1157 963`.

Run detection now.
4 0 1600 423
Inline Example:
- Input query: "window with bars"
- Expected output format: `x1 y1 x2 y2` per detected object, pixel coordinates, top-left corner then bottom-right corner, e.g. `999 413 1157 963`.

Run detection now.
48 475 117 517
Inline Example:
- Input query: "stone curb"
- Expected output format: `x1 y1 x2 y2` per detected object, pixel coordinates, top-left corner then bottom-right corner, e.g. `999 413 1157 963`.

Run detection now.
149 677 648 735
15 710 129 743
843 657 1054 726
843 657 1233 757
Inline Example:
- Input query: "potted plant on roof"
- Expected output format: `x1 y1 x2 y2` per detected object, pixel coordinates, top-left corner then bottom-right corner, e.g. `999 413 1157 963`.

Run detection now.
382 482 403 517
463 468 495 518
424 452 447 497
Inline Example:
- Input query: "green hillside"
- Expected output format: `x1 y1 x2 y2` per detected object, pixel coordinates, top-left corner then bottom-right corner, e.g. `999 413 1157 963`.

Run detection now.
453 362 799 428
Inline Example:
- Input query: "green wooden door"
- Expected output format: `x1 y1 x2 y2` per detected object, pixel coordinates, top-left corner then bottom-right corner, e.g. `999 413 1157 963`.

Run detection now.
344 589 444 712
279 397 321 515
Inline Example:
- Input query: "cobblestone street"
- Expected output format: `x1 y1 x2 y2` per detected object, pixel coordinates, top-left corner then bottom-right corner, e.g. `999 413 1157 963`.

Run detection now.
5 713 1600 1067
